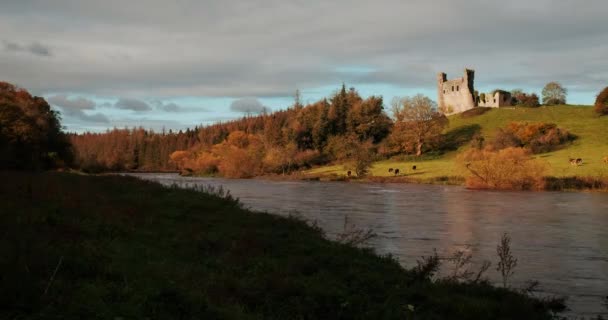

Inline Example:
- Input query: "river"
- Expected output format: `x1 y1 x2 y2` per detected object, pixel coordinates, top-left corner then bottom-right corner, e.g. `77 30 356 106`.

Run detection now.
130 173 608 317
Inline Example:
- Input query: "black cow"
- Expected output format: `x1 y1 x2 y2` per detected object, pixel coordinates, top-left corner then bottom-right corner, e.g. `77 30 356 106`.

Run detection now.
412 165 417 171
394 168 400 176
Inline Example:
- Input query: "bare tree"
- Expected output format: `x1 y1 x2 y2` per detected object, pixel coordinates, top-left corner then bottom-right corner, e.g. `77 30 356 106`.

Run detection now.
392 94 448 156
496 233 518 288
542 82 567 105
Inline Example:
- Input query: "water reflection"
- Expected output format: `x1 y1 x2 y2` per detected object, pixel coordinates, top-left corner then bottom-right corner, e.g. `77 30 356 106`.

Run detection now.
131 173 608 317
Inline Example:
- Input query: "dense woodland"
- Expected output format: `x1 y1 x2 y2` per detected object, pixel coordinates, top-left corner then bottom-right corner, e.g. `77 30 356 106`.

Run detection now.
69 86 453 177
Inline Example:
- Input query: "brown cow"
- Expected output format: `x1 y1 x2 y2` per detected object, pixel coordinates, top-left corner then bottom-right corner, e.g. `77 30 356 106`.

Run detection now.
603 156 608 164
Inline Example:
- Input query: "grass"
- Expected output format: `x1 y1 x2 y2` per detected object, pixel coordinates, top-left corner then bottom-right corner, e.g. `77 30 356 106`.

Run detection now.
308 106 608 184
0 171 561 319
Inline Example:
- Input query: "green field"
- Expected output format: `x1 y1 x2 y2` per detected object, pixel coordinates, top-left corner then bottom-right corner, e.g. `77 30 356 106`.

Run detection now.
0 172 562 319
308 106 608 182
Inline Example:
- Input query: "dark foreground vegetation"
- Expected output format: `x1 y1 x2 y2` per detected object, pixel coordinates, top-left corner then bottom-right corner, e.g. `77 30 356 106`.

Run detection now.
0 172 565 319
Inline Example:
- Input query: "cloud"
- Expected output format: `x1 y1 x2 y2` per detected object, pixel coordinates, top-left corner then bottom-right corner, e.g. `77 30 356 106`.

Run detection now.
159 102 180 112
1 0 607 132
1 0 605 101
77 112 110 123
3 40 52 57
47 94 96 111
47 94 109 123
114 98 151 111
230 98 268 114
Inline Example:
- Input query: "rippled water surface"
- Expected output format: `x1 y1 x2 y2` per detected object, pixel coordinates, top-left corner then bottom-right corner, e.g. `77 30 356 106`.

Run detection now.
131 173 608 316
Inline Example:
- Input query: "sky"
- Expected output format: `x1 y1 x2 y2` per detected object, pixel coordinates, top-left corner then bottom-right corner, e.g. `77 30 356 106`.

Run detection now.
1 0 607 132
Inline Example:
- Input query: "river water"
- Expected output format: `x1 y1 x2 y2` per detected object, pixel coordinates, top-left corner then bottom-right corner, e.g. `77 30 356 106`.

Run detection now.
130 173 608 317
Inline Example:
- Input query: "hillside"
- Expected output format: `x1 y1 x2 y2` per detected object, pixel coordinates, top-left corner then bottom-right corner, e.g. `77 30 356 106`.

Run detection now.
308 106 608 181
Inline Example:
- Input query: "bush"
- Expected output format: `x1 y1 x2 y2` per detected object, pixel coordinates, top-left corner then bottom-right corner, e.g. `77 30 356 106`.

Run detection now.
491 122 574 154
595 86 608 116
513 92 540 108
459 147 547 190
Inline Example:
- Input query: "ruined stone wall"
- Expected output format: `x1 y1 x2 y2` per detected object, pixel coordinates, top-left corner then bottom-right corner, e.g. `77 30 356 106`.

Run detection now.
479 91 512 108
437 69 475 115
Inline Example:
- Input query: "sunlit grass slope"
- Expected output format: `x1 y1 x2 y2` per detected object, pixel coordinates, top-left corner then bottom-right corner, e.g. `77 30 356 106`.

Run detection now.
308 106 608 180
0 172 558 319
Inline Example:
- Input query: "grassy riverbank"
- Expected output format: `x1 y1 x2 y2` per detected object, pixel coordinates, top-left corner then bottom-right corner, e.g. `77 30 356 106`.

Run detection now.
0 172 563 319
307 106 608 190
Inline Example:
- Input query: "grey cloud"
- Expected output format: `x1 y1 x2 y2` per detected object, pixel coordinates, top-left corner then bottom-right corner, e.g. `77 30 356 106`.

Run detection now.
78 112 110 123
3 40 52 57
52 107 109 123
150 100 208 112
230 98 268 114
47 94 109 123
0 0 606 111
114 98 151 111
48 94 96 111
160 102 180 112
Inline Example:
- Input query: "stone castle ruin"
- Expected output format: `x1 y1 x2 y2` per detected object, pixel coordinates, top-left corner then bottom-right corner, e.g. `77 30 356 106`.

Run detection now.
437 69 511 115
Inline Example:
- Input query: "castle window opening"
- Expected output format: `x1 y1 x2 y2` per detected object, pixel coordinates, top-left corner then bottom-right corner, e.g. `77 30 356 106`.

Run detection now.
457 85 459 91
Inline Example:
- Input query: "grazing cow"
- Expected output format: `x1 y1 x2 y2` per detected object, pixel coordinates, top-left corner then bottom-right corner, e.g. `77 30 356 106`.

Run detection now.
388 168 394 173
603 156 608 164
412 165 417 171
569 158 583 166
394 168 400 176
347 170 352 177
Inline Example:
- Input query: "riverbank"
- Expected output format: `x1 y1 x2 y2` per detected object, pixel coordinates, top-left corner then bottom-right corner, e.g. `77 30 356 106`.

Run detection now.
1 171 564 319
257 170 608 192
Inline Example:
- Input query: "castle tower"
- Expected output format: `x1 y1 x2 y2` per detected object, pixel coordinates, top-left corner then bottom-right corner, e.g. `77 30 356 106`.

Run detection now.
436 69 476 114
437 72 447 113
463 68 475 108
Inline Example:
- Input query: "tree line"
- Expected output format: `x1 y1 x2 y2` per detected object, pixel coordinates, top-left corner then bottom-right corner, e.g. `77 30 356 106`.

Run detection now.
2 80 605 177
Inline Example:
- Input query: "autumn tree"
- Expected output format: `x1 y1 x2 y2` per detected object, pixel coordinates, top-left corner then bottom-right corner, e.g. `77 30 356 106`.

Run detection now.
510 89 540 107
0 82 72 170
459 147 547 190
391 94 448 156
346 96 392 143
542 82 567 105
594 86 608 116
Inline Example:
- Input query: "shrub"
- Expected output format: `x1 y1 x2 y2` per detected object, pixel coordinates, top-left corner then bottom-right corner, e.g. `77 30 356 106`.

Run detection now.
217 147 260 178
491 122 574 154
459 147 547 190
513 92 540 107
595 86 608 116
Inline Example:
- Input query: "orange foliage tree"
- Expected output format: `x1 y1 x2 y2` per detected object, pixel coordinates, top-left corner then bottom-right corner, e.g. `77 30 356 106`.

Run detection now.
459 147 547 190
492 122 573 154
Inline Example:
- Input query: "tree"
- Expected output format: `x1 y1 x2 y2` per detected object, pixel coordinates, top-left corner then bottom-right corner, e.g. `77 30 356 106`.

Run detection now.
542 82 567 105
512 91 540 108
0 82 72 170
594 86 608 116
391 94 448 156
